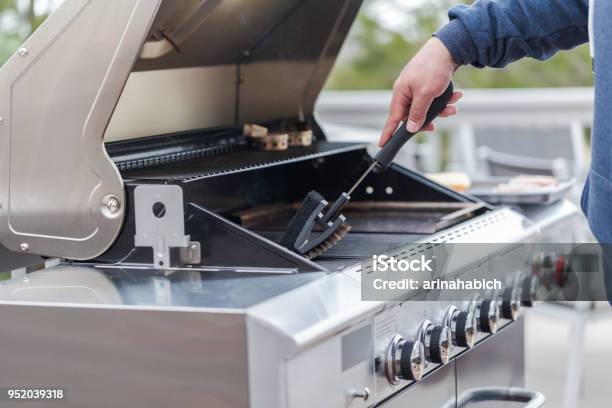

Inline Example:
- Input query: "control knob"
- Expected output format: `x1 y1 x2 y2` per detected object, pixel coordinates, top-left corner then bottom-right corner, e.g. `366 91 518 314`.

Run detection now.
385 335 425 384
520 276 538 307
532 253 568 290
475 298 501 334
417 320 452 365
444 306 477 348
500 287 521 321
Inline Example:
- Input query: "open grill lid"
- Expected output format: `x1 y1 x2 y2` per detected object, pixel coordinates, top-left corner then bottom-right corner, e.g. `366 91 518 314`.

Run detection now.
106 0 362 141
0 0 362 260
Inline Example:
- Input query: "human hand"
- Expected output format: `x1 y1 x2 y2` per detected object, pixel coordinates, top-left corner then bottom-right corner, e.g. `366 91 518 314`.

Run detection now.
379 37 463 147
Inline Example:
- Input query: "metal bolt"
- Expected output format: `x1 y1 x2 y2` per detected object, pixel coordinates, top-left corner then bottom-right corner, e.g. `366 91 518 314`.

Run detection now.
106 197 120 214
0 116 4 125
18 47 29 57
152 202 166 218
20 243 29 252
0 202 2 209
101 195 122 219
350 387 370 401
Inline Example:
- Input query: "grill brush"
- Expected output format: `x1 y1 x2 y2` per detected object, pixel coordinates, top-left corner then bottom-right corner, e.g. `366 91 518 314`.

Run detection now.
281 82 455 259
280 191 352 260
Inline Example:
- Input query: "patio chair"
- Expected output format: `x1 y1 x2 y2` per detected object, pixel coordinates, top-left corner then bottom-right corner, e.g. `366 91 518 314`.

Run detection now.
449 121 588 179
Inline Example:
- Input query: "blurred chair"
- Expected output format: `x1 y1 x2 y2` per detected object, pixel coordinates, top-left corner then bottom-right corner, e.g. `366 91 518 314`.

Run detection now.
478 146 571 180
449 121 588 180
450 121 594 243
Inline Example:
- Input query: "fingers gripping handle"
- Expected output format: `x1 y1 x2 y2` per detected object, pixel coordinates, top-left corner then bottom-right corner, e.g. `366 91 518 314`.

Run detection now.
374 81 454 169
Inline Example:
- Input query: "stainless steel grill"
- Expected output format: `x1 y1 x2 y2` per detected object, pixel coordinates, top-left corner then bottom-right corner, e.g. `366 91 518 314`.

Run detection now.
0 1 578 407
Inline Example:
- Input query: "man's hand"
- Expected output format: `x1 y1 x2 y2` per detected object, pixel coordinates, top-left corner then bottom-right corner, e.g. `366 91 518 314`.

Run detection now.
379 37 463 147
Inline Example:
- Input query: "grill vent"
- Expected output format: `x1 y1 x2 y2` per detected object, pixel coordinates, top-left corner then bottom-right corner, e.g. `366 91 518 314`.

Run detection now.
361 210 509 273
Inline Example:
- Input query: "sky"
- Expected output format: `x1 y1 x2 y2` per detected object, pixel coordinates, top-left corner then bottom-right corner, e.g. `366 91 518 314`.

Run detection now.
367 0 427 30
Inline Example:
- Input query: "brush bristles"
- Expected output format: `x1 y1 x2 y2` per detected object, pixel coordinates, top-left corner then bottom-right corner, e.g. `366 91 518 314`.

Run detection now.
305 223 351 260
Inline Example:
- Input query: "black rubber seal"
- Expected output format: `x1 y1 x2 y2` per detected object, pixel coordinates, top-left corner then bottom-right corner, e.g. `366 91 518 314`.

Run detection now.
400 341 416 381
455 311 469 347
501 287 514 319
521 277 534 307
479 299 492 333
429 326 444 364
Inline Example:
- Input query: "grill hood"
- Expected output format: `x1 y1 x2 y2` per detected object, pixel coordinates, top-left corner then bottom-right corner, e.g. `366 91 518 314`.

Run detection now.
106 0 362 141
0 0 362 260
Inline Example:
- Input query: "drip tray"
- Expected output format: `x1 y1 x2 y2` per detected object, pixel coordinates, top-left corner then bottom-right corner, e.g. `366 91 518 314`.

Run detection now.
236 201 485 235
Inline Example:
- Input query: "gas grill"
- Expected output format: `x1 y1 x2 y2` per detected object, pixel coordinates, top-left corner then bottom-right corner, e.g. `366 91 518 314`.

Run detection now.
0 1 578 407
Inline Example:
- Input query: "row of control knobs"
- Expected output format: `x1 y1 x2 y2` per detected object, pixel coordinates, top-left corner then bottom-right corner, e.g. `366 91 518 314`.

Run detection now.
385 278 535 384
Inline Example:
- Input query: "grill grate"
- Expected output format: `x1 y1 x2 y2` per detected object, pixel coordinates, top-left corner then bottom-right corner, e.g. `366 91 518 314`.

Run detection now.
258 231 422 260
121 142 365 182
116 142 244 172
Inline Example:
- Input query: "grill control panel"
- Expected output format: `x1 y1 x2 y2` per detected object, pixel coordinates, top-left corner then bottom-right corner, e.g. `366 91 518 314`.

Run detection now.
371 268 538 405
284 249 571 408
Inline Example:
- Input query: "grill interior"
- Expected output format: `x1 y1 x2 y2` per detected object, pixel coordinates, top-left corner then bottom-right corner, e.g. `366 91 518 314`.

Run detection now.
103 126 487 272
258 231 422 270
235 200 484 270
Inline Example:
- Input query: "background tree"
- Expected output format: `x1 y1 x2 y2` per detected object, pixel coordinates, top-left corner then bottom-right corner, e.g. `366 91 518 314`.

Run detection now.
0 0 52 64
327 0 593 89
0 0 594 90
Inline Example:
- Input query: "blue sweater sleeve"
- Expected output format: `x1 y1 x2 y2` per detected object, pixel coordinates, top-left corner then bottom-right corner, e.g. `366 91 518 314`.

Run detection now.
434 0 589 68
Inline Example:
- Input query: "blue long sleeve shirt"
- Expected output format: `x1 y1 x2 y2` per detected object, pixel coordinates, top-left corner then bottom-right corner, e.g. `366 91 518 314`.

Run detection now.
435 0 612 246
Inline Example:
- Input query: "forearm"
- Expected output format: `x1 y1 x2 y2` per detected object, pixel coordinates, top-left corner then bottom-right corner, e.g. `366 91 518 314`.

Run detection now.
435 0 589 68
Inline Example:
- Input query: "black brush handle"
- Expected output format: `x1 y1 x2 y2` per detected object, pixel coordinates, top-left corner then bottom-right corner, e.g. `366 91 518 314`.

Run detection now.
322 192 350 223
374 81 454 169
